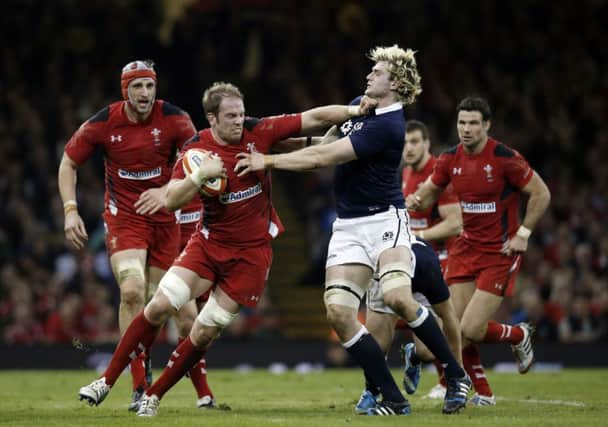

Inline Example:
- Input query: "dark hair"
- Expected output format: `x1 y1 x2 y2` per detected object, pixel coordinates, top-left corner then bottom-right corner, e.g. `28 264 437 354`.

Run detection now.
456 97 492 121
405 120 429 139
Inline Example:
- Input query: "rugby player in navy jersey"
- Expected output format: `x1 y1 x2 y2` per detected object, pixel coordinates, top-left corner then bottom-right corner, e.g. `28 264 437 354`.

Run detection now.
236 45 471 415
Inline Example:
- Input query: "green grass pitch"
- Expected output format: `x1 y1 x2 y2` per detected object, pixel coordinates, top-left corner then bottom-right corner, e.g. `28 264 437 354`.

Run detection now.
0 369 606 426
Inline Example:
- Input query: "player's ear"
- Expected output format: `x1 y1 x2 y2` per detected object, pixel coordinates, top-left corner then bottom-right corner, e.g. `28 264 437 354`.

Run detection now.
206 112 216 125
484 120 491 132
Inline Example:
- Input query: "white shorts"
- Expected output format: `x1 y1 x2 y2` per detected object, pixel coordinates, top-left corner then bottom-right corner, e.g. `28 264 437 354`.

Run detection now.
326 206 414 272
367 276 431 315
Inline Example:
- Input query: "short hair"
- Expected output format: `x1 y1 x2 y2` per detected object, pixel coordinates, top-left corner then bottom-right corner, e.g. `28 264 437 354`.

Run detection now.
405 120 429 140
456 97 492 121
202 82 244 116
367 45 422 106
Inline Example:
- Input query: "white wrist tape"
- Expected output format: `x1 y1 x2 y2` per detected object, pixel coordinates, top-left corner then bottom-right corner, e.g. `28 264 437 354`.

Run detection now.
516 225 531 239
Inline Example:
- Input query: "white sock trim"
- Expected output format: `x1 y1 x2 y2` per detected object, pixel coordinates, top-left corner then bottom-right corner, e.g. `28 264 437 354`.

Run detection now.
342 326 368 349
408 305 429 328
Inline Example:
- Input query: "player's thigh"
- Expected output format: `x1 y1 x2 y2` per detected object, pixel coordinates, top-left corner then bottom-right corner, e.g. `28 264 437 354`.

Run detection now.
324 264 372 312
461 289 503 338
448 281 476 319
150 265 212 315
110 248 147 289
147 266 165 298
365 309 398 354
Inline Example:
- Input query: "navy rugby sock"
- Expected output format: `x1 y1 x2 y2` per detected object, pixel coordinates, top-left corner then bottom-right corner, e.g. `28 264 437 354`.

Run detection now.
345 328 404 403
409 306 465 379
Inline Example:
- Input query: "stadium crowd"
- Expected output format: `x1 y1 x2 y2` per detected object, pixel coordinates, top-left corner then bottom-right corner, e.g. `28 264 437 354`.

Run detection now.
1 0 607 345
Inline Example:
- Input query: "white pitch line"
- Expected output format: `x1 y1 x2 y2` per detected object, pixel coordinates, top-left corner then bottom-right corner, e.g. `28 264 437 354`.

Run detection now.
498 397 586 407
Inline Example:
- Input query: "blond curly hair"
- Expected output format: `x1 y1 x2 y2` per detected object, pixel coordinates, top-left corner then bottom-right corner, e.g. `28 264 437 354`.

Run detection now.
368 45 422 105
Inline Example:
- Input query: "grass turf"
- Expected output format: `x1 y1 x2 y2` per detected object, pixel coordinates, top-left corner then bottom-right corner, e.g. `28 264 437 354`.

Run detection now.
0 368 606 426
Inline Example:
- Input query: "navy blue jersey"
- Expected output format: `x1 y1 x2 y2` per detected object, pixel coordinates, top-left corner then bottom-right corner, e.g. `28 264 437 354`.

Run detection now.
333 96 406 218
411 239 450 305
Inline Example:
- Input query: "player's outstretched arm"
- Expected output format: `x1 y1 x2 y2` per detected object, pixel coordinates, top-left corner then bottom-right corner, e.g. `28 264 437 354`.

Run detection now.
407 177 442 211
272 126 341 153
300 97 377 132
415 202 462 241
502 171 551 255
234 137 356 175
58 153 88 249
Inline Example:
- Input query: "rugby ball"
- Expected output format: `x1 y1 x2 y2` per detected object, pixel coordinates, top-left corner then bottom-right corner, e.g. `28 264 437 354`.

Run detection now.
182 148 227 197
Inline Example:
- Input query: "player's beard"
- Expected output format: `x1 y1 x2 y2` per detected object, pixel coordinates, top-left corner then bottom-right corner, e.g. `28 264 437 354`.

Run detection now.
128 93 155 116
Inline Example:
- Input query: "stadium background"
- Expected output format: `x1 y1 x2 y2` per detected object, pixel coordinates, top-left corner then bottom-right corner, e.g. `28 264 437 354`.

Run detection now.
1 0 607 368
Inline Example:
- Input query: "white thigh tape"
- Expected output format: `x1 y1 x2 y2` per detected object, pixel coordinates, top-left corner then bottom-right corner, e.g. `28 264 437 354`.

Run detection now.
196 294 238 328
158 271 191 310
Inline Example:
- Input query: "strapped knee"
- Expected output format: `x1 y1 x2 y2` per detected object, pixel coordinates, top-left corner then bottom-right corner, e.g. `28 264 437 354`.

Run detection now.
324 279 366 310
115 258 145 285
196 294 238 328
158 271 191 310
379 262 412 293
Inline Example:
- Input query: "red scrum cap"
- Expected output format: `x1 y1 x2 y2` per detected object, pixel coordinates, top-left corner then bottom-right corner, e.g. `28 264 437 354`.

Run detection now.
120 60 157 100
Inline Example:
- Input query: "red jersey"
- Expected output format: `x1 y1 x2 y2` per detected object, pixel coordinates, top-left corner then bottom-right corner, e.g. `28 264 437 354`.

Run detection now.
402 156 459 254
172 114 302 247
65 100 196 223
431 137 533 252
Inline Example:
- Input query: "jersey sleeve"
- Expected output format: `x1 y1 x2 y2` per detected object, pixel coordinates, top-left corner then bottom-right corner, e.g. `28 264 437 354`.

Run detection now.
430 152 452 189
173 112 197 151
171 151 187 180
172 134 200 180
437 183 459 206
260 114 302 150
504 149 534 189
349 118 396 158
64 121 102 165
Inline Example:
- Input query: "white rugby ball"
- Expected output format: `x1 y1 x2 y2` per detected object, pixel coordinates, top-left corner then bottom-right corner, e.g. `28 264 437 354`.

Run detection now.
182 148 227 197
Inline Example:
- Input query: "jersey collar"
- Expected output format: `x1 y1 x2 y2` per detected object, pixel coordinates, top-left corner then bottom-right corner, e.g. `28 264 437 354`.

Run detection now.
374 102 403 115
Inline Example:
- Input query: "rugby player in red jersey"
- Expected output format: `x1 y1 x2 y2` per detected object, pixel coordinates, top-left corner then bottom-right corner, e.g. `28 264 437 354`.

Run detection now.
407 97 551 399
400 120 495 405
77 81 375 415
59 60 202 409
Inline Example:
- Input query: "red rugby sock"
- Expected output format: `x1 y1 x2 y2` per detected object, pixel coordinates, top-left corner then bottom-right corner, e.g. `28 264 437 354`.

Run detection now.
102 311 160 386
147 336 206 400
462 344 493 396
482 321 524 344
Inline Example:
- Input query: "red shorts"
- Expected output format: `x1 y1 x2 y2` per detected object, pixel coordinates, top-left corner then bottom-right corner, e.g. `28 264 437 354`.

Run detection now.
179 222 198 251
103 213 180 271
173 232 273 308
445 238 521 297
